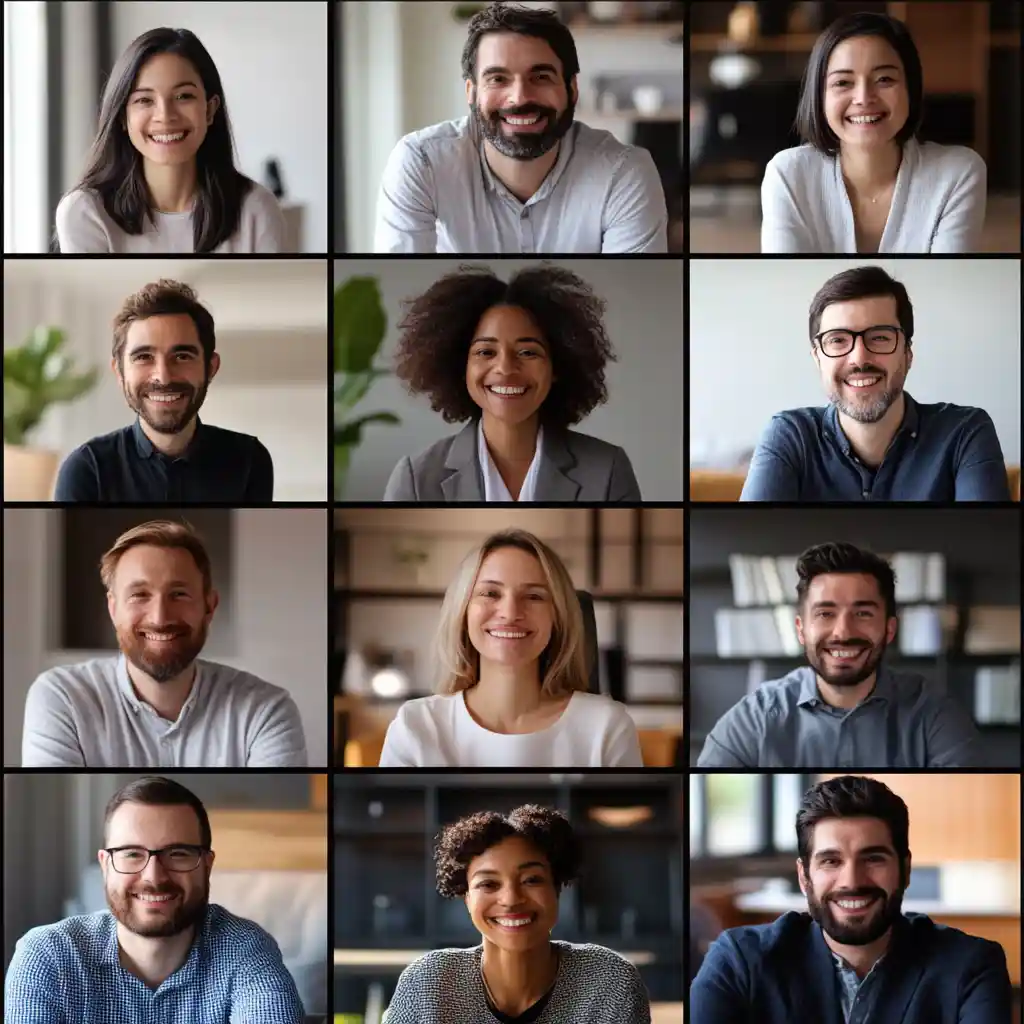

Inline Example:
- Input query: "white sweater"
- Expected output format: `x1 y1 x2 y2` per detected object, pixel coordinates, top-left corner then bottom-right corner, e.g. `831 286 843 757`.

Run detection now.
378 690 644 768
55 180 287 253
760 139 986 253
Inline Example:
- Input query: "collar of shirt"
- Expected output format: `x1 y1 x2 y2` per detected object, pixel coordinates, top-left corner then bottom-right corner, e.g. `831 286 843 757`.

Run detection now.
478 418 545 502
116 653 203 727
824 392 921 460
796 664 894 710
477 122 578 207
132 415 205 461
99 905 207 980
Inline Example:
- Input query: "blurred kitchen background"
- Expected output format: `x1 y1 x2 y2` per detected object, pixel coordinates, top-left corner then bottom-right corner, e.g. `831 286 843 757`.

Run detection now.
687 507 1022 767
689 772 1022 1017
688 258 1022 499
3 772 328 1021
333 508 684 767
334 771 684 1024
3 507 329 767
335 257 684 502
3 258 329 502
3 0 327 254
688 1 1021 253
336 1 684 253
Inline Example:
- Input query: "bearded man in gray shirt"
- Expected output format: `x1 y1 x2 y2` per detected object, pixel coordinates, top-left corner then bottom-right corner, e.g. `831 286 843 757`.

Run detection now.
374 1 668 254
697 542 981 768
22 519 307 768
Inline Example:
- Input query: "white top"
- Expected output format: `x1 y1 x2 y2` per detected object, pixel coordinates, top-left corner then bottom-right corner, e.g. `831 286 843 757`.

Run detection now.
378 689 644 768
21 654 308 767
760 139 986 253
478 419 544 502
55 181 288 253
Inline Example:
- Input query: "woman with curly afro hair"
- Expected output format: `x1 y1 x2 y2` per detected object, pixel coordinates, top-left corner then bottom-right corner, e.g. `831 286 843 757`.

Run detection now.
384 804 652 1023
382 263 641 502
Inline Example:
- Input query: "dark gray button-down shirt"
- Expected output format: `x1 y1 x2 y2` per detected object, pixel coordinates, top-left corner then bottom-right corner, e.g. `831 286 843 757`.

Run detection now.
833 949 887 1024
696 666 981 768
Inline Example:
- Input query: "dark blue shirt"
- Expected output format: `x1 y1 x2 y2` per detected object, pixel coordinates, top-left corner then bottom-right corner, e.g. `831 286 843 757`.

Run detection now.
741 393 1010 501
53 417 274 503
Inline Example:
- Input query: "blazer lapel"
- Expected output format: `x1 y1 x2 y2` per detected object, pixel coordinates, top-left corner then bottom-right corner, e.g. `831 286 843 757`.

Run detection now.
870 916 923 1023
441 421 483 501
794 921 844 1024
537 429 582 502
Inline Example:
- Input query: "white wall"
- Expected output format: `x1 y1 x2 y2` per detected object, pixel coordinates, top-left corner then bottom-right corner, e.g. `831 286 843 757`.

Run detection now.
338 257 684 501
689 258 1022 466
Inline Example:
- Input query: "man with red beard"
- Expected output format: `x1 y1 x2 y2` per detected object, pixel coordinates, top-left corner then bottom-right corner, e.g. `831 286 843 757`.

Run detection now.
54 278 274 502
691 776 1012 1023
21 519 307 766
4 776 305 1022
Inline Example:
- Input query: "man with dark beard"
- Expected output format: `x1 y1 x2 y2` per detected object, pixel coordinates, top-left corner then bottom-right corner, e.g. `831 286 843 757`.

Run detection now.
740 265 1010 501
691 776 1012 1023
21 519 307 766
374 2 667 254
697 542 980 767
4 777 305 1022
53 278 274 502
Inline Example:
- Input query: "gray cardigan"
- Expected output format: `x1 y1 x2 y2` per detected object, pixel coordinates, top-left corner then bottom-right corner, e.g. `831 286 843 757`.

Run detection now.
383 420 641 502
384 941 652 1024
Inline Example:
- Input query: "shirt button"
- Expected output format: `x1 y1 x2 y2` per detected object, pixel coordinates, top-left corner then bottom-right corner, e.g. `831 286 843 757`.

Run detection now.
911 431 917 438
862 490 869 498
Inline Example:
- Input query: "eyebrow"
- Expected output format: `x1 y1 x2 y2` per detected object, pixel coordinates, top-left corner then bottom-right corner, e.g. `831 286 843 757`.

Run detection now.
126 343 201 356
814 845 893 859
123 579 194 590
131 80 199 93
477 579 549 589
471 860 547 878
809 599 879 610
828 64 900 76
480 64 559 78
471 336 545 345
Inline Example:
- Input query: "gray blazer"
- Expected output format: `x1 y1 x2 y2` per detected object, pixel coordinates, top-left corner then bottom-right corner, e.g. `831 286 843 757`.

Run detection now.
383 421 642 502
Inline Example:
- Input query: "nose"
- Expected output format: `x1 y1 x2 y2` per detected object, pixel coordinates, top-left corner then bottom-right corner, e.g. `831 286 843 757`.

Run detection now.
145 593 173 624
497 591 525 620
851 79 877 106
836 858 871 893
845 334 875 366
494 347 517 374
139 854 171 884
505 78 532 109
830 609 863 637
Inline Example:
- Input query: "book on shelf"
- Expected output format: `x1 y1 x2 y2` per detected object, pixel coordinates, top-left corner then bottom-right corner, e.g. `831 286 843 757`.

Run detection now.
974 664 1021 724
714 605 799 657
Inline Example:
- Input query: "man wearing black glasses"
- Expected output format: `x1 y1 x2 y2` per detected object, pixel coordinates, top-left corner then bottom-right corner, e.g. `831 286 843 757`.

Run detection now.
740 266 1010 501
4 777 305 1023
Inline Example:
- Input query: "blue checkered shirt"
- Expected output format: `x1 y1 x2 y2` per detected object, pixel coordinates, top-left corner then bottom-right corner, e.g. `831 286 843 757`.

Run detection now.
4 902 305 1024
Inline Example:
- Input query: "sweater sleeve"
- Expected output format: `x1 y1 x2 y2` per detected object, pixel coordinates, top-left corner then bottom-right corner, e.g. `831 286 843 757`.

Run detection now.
928 149 986 254
22 674 87 768
760 152 819 253
54 191 114 254
690 930 752 1024
378 704 420 768
604 704 645 768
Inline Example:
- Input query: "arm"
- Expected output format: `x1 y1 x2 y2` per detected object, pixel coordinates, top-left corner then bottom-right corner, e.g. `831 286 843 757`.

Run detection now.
930 151 986 254
760 157 819 253
690 931 751 1024
605 707 645 768
52 448 100 502
957 940 1012 1024
245 440 275 502
252 189 289 254
926 698 983 768
374 137 439 253
601 149 668 254
953 410 1011 501
54 191 113 253
4 934 68 1024
247 693 308 767
230 936 305 1024
22 675 86 767
382 961 429 1024
383 457 417 501
617 964 652 1024
378 710 418 768
696 701 761 768
608 447 643 502
739 418 803 501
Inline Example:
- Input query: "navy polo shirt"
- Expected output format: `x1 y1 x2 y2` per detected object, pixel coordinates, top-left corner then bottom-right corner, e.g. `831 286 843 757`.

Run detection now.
740 393 1010 501
53 417 274 502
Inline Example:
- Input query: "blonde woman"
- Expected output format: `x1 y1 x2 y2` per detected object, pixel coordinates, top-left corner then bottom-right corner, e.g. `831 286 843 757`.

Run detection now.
378 529 643 767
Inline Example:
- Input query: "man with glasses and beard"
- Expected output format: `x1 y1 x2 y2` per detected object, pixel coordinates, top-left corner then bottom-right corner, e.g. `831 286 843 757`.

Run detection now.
21 519 307 767
697 542 980 767
373 1 667 254
4 777 305 1023
54 278 274 502
740 265 1010 501
691 776 1012 1023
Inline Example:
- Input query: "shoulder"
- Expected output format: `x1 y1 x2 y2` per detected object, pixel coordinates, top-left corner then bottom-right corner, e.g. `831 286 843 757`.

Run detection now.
406 432 465 472
394 694 458 729
203 903 278 951
14 911 114 964
562 428 629 463
914 399 994 431
393 118 474 165
398 945 478 987
715 911 813 960
240 180 285 221
913 141 986 181
67 425 133 459
761 406 827 441
29 658 120 701
199 421 267 452
568 692 633 727
199 660 294 705
901 913 1006 962
764 145 829 182
572 121 646 165
750 668 812 709
55 188 106 223
558 940 644 978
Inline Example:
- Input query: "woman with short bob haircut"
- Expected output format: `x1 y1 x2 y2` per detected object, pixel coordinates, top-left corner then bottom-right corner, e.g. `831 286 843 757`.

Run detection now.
384 804 652 1023
383 264 642 503
761 12 985 254
56 27 286 253
378 530 643 768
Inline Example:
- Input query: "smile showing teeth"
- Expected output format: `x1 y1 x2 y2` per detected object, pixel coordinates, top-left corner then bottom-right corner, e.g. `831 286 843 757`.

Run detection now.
492 915 534 927
827 648 865 659
488 629 528 639
834 897 875 910
134 893 175 903
487 385 527 396
502 115 541 126
150 132 187 143
845 376 882 388
847 114 884 124
148 393 185 403
142 632 180 641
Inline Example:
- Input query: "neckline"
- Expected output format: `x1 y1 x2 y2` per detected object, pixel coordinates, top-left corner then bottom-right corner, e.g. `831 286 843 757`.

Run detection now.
459 688 577 737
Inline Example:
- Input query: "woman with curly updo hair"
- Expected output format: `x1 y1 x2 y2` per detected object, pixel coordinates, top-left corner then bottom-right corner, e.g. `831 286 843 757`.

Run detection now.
382 263 641 502
384 804 652 1023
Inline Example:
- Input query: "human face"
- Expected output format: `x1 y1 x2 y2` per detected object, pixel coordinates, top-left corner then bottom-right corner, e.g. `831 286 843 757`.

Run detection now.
824 35 909 150
101 800 214 938
813 295 912 424
107 544 218 683
125 52 219 167
466 32 576 161
798 816 908 947
464 836 559 949
796 572 897 688
116 313 219 435
466 305 553 428
467 547 555 672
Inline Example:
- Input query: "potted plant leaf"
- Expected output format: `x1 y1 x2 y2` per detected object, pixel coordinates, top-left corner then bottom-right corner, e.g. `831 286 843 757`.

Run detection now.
334 276 400 498
3 326 99 500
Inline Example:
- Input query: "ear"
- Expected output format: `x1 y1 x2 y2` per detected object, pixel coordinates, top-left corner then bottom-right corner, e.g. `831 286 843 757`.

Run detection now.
106 589 117 625
905 342 913 373
208 352 221 382
111 355 123 384
206 94 221 125
465 79 474 107
205 588 220 620
98 848 107 870
885 615 898 645
795 613 806 645
795 857 809 895
902 851 912 886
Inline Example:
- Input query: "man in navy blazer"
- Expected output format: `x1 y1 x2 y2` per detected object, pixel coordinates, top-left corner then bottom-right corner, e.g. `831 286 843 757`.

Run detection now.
691 776 1012 1024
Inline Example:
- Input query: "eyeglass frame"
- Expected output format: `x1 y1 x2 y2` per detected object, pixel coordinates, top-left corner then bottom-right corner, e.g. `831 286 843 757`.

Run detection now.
103 844 210 874
812 325 906 358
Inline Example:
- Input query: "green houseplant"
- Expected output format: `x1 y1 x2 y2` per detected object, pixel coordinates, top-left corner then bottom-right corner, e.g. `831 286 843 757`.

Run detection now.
334 276 400 498
3 326 98 499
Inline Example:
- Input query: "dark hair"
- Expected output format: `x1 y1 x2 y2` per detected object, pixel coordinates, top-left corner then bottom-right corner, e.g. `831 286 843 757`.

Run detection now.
797 775 910 871
808 266 914 345
65 27 254 252
394 263 615 428
434 804 582 898
796 542 897 620
104 776 212 849
112 278 216 373
795 12 923 155
461 1 580 90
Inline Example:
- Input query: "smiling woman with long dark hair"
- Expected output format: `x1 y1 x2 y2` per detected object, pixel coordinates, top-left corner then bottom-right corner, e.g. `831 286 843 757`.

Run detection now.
383 804 652 1024
55 28 286 253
